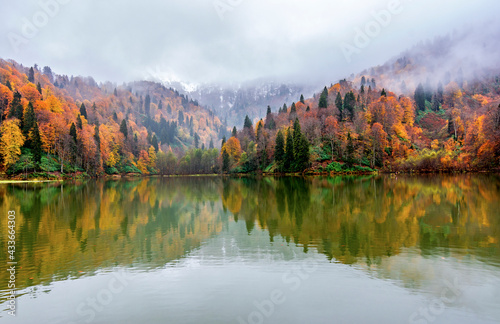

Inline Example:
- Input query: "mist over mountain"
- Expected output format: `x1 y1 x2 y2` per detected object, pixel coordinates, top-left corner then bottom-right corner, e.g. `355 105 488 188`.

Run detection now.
352 22 500 94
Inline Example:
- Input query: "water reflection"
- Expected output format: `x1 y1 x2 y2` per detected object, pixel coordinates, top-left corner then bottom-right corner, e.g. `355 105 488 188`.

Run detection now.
0 175 499 304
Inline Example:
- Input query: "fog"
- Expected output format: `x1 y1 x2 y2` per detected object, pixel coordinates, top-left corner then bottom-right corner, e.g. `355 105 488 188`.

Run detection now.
2 0 500 86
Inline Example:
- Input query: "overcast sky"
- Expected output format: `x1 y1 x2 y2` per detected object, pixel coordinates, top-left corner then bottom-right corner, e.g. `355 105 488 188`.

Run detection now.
2 0 499 86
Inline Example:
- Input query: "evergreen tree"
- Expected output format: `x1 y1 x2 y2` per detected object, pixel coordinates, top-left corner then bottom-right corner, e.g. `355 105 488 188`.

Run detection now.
80 103 87 119
178 111 184 125
194 132 199 148
319 86 328 108
221 136 226 148
69 123 77 143
414 83 426 111
28 67 35 83
293 118 302 159
437 82 444 104
274 130 285 169
152 135 159 152
112 111 118 121
37 82 42 95
243 115 252 129
114 88 118 96
361 76 366 87
306 106 310 112
9 91 23 120
295 134 310 172
300 94 305 104
77 114 83 129
345 132 355 168
94 123 100 148
23 102 36 138
381 88 387 97
282 104 288 114
144 94 151 116
424 78 433 102
431 94 440 111
290 102 296 114
5 80 12 90
167 104 172 114
209 138 214 149
120 119 128 138
32 121 43 164
284 129 294 171
267 105 272 115
335 92 343 121
344 91 356 121
232 126 237 137
158 100 163 110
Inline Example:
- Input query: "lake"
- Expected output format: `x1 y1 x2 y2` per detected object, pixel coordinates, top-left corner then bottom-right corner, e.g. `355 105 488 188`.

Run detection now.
1 175 500 324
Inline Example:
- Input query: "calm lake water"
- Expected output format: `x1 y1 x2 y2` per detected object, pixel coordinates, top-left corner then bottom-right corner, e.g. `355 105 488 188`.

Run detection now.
1 175 500 324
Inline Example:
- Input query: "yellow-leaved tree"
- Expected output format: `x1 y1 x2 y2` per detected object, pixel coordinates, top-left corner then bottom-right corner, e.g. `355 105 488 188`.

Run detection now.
0 119 26 169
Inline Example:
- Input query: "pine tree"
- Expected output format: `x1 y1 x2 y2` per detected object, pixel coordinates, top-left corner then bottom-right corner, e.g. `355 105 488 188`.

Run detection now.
319 86 328 108
69 123 77 143
5 80 12 90
344 91 356 122
232 126 237 137
284 129 294 171
290 102 296 114
152 135 159 152
209 138 214 149
295 134 310 172
221 136 226 148
381 88 387 97
282 104 288 114
37 82 42 95
144 94 151 116
335 92 343 121
32 121 43 164
9 91 23 120
293 118 302 159
23 102 36 138
80 103 87 119
244 115 252 129
158 100 163 110
194 132 199 149
437 82 444 104
76 114 83 129
274 130 285 169
267 105 272 115
120 119 128 138
28 67 35 83
306 106 310 112
414 83 426 111
300 94 305 104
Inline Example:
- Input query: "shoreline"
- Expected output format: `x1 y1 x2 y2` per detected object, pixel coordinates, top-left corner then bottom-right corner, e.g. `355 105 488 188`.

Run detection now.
1 169 499 183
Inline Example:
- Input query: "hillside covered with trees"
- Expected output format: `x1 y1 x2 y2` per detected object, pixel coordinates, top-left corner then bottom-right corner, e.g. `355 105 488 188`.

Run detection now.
0 59 228 178
0 53 499 179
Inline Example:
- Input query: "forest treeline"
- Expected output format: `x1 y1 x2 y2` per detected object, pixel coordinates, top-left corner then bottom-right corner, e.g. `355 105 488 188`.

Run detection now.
0 58 499 178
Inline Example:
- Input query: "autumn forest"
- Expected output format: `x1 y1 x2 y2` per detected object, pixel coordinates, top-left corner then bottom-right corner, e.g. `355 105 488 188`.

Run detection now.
0 54 499 179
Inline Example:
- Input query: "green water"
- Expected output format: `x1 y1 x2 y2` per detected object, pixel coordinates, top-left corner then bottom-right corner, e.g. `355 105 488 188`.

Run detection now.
1 175 500 323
